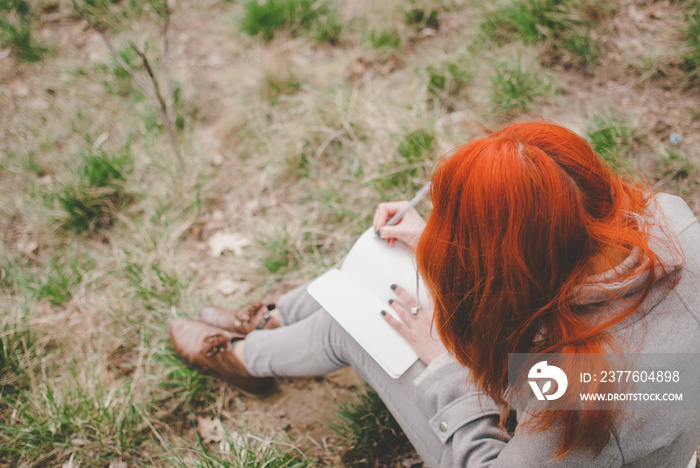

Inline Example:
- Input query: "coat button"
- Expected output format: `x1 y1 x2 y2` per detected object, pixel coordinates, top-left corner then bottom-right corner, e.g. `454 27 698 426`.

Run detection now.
439 422 448 432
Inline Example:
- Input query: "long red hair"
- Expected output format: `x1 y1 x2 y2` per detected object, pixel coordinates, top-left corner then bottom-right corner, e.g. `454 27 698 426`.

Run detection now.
416 121 678 456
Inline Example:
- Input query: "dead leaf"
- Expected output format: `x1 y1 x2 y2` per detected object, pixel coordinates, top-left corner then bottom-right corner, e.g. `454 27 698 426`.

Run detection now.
214 278 244 296
62 451 77 468
17 240 38 257
93 132 109 149
211 210 225 222
38 174 53 185
207 232 250 257
210 152 224 167
219 440 231 452
109 462 128 468
197 416 224 442
11 80 29 97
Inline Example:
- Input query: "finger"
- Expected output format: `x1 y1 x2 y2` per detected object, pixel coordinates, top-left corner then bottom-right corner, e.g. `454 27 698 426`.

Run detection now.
380 309 409 336
376 223 401 239
388 298 413 324
391 284 419 308
373 201 409 230
372 204 389 231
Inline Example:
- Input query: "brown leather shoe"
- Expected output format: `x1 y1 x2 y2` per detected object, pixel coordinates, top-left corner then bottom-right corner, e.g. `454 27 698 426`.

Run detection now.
169 317 274 396
199 302 282 335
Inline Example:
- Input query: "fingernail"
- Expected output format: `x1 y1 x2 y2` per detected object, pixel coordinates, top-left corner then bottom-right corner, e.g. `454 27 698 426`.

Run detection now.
380 310 386 316
375 230 381 237
388 299 394 304
390 284 397 290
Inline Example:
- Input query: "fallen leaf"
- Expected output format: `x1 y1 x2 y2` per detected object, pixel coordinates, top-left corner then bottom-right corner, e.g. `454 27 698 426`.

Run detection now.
210 152 224 167
38 174 53 185
211 209 225 222
93 132 109 149
219 440 231 452
197 416 224 442
11 80 29 97
17 240 38 257
214 278 244 295
207 232 250 257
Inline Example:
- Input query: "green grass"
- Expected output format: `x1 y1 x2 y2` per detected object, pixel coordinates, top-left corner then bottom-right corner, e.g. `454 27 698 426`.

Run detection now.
405 7 439 30
0 0 47 62
258 228 302 274
481 0 605 68
239 0 341 43
171 428 314 467
155 348 217 407
490 59 552 115
125 261 185 311
72 0 157 33
659 149 694 180
31 251 92 305
682 1 700 80
52 148 133 233
369 29 401 50
482 0 569 44
262 69 302 104
0 369 152 466
427 61 470 105
374 128 436 195
331 385 415 466
100 46 145 99
0 303 34 396
586 114 641 171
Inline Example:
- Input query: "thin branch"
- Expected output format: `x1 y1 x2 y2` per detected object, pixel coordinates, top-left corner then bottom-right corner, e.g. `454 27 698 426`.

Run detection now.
72 0 183 171
130 40 183 169
162 0 176 127
73 1 152 98
130 41 167 116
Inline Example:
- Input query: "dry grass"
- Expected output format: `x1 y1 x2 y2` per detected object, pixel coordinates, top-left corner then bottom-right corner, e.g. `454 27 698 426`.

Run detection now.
1 0 699 466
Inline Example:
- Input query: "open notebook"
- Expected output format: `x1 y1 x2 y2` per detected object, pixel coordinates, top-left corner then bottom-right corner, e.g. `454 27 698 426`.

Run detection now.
307 228 429 378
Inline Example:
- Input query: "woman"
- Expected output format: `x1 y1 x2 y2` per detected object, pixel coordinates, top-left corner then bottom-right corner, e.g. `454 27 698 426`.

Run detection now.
170 121 700 466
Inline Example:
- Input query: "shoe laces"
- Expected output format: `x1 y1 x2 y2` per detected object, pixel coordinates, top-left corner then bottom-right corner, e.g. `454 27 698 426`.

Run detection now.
204 334 231 357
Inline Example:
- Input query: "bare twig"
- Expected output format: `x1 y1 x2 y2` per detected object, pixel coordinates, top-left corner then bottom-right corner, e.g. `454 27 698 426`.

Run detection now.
72 0 183 171
129 40 183 169
162 0 176 127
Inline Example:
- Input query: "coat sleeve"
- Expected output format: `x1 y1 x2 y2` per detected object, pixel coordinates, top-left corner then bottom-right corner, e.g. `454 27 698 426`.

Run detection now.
413 354 624 467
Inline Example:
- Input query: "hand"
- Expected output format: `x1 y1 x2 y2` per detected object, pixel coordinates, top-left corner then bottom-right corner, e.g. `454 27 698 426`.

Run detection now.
381 284 448 366
372 201 426 250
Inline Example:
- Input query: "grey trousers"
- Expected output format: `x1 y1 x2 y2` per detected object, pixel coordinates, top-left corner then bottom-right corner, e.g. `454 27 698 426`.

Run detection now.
243 279 443 467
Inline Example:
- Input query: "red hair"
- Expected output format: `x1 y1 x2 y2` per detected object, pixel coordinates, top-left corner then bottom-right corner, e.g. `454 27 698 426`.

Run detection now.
417 121 678 456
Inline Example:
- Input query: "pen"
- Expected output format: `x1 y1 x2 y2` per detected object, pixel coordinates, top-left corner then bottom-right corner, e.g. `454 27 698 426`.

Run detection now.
375 181 431 237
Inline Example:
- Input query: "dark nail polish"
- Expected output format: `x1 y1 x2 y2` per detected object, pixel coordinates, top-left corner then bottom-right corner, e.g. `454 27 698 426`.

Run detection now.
388 299 394 304
375 230 381 237
380 310 386 316
390 284 397 290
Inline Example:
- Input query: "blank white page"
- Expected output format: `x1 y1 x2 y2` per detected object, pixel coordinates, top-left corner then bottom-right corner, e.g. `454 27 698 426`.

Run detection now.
308 269 419 378
339 228 430 309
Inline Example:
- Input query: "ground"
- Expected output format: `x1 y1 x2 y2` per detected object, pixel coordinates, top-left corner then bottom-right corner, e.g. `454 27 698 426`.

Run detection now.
1 0 699 466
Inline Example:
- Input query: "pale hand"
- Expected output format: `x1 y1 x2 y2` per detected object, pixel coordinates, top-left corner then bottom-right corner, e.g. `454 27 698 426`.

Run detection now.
372 201 426 250
381 284 448 366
